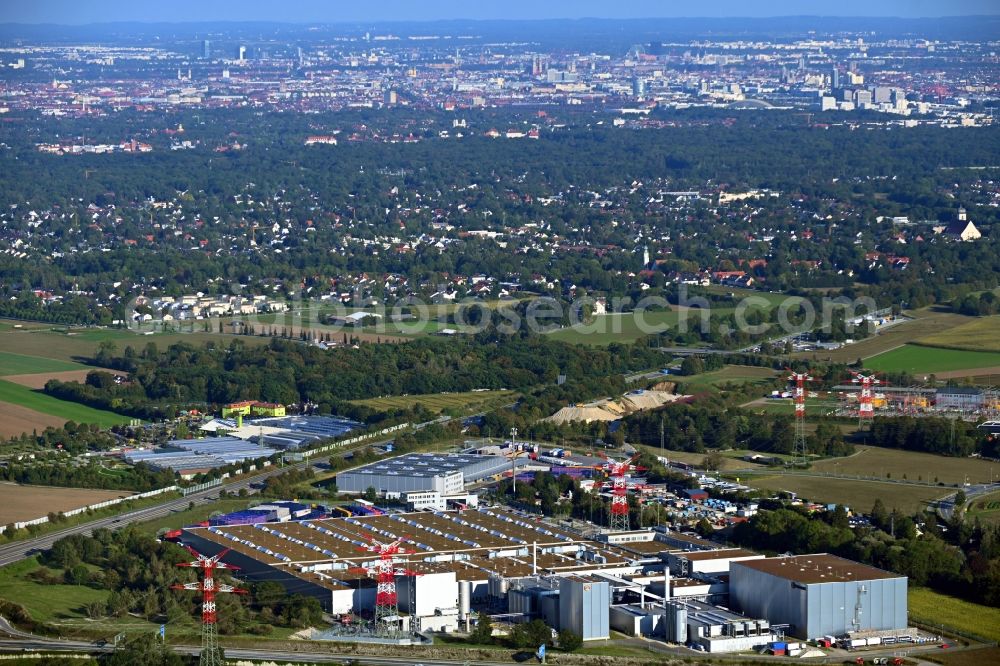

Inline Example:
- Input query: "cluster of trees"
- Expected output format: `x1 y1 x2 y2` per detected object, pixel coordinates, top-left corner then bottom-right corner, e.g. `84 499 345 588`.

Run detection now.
47 333 665 418
1 421 127 454
0 293 118 326
868 416 985 457
0 460 175 492
261 466 316 498
496 456 697 528
470 613 581 652
41 527 323 635
954 290 1000 316
625 402 853 457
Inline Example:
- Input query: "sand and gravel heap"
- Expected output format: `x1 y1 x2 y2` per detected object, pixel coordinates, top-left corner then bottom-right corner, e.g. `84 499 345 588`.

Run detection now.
545 390 689 424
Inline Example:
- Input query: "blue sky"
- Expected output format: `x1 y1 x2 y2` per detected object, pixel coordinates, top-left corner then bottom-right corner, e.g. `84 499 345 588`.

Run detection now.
2 0 997 24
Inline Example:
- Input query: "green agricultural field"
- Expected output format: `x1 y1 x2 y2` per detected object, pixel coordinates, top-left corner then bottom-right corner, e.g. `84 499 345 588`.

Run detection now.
547 310 683 346
0 328 269 364
0 380 130 428
547 290 802 347
0 351 86 376
909 587 1000 643
866 344 1000 375
794 308 976 363
0 330 104 363
743 474 947 514
811 446 997 486
672 365 778 391
698 285 805 310
349 390 516 414
917 316 1000 353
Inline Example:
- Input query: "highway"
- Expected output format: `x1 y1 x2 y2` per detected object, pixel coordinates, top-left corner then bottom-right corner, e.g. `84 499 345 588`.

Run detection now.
0 453 331 568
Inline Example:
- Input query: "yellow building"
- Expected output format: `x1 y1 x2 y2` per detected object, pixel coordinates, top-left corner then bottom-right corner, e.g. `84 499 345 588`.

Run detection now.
251 402 286 417
221 401 285 418
221 401 254 418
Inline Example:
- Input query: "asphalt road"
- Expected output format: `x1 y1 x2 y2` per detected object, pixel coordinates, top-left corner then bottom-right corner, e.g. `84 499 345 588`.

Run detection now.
0 612 968 666
0 454 327 568
936 482 1000 520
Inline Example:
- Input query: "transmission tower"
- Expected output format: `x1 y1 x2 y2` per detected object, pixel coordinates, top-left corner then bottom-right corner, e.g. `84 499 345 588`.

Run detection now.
787 370 814 466
353 537 418 636
171 547 247 666
592 454 645 531
850 371 881 430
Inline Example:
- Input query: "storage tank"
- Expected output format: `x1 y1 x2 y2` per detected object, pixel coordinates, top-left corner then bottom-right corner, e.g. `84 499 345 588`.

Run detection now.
666 602 687 644
459 580 471 619
489 575 509 599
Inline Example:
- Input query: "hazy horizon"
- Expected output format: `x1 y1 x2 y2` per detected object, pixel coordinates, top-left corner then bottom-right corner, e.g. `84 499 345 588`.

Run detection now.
2 0 998 25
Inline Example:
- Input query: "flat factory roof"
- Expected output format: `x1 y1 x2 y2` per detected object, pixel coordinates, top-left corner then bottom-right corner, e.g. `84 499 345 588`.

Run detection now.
338 452 510 479
679 548 760 562
181 506 645 591
733 554 902 585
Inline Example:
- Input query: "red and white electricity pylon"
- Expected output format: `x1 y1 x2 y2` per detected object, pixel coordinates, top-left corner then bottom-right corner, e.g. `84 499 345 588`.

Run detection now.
171 547 247 666
593 453 645 532
352 536 419 636
787 370 814 465
851 371 882 429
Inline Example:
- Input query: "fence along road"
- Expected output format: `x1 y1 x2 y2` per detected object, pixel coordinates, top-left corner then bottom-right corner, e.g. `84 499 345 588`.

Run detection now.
0 430 397 569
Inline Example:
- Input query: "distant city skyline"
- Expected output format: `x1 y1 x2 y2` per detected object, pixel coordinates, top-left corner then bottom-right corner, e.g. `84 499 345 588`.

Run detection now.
2 0 998 25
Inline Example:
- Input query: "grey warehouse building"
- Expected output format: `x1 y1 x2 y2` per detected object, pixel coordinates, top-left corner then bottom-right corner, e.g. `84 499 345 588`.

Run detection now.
560 577 611 641
336 452 511 495
730 554 907 639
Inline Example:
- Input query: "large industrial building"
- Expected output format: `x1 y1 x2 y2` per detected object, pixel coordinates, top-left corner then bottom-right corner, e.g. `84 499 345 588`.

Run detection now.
177 507 914 653
335 453 511 495
201 414 364 449
125 436 277 477
179 506 649 637
730 554 908 639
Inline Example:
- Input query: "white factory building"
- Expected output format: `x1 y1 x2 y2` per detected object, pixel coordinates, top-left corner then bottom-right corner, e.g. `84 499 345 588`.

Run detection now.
335 452 511 495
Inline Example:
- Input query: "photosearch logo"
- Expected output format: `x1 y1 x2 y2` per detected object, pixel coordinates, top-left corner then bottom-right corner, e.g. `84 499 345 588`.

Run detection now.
122 282 884 346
